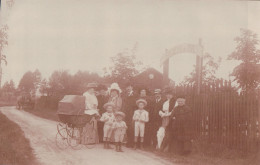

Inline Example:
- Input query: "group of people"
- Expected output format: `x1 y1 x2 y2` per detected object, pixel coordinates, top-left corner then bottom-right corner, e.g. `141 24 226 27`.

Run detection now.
83 82 194 155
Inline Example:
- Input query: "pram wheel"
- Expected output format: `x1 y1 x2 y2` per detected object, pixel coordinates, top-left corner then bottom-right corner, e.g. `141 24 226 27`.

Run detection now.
67 127 84 150
56 127 69 149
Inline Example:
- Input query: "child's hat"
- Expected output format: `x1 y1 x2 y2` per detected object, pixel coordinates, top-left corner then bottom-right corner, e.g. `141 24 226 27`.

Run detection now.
136 99 147 106
114 111 125 118
108 83 122 94
103 102 115 109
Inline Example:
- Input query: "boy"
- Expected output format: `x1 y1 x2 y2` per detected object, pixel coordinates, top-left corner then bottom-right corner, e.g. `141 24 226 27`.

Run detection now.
112 111 127 152
133 99 149 150
100 102 115 149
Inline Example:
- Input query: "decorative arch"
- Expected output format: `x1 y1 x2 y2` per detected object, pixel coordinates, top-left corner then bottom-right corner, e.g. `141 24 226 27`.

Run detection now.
161 40 204 94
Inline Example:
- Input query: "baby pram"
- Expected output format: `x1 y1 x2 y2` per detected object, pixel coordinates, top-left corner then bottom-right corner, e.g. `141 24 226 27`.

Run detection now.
56 95 98 149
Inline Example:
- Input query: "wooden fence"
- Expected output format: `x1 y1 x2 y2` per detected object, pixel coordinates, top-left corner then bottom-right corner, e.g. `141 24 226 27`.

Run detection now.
172 81 260 152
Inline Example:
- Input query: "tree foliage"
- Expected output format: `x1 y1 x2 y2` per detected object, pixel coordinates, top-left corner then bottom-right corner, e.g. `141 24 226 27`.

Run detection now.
228 29 260 91
18 70 42 93
48 70 102 96
1 80 15 93
0 25 8 87
183 53 222 85
104 43 143 86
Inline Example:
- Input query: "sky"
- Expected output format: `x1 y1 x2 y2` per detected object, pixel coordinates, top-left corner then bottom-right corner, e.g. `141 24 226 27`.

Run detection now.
0 0 260 86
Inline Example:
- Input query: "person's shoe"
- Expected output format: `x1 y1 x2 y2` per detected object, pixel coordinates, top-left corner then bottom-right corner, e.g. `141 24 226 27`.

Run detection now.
107 142 113 149
119 142 123 152
133 143 137 150
103 142 107 149
140 143 144 150
116 143 120 152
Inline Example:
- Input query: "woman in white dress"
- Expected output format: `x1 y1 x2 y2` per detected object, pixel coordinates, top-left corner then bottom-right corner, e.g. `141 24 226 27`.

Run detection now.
82 83 99 144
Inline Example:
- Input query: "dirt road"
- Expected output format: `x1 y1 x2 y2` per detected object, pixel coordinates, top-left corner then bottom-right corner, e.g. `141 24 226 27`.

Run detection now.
0 107 173 165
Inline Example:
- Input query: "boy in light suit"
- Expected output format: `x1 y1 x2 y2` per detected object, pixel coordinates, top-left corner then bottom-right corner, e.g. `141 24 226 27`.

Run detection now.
100 102 115 149
133 99 149 150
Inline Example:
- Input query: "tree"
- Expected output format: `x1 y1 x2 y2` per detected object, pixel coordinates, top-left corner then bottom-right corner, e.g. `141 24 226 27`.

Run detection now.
72 71 102 94
39 78 49 96
104 43 144 86
228 29 260 91
48 70 74 95
0 25 8 87
1 80 15 93
18 70 42 93
182 53 222 85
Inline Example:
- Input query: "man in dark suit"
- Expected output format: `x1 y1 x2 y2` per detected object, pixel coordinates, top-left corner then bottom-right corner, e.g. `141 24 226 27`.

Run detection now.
149 89 165 148
122 84 137 148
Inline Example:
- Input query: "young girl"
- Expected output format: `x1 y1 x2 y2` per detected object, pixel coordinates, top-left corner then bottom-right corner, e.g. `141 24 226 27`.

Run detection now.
112 112 127 152
100 102 115 149
133 99 149 150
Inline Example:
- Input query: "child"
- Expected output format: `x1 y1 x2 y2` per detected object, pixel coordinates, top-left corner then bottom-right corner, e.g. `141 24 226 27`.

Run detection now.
133 99 149 150
100 102 115 149
112 111 127 152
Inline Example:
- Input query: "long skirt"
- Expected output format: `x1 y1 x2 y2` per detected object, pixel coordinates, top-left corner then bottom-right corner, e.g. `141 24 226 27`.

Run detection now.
82 117 99 144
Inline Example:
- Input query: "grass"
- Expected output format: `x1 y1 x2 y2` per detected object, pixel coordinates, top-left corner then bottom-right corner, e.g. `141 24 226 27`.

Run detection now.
0 111 37 165
150 142 260 165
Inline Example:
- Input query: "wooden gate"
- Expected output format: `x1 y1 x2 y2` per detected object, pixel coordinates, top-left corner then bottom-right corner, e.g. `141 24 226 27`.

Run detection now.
172 80 260 152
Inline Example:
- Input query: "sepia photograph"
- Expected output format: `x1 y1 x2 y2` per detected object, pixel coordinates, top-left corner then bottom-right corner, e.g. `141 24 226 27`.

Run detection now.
0 0 260 165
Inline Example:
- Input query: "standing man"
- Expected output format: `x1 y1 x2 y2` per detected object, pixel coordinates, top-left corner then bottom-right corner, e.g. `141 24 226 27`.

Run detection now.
96 84 108 143
171 95 194 155
150 89 165 148
123 83 137 148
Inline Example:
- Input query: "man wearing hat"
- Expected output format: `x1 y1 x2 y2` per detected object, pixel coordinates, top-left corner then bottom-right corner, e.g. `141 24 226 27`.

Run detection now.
150 89 165 148
122 83 137 148
170 95 194 155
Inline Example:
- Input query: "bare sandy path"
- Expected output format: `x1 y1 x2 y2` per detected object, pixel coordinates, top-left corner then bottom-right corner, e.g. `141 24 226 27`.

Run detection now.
0 107 173 165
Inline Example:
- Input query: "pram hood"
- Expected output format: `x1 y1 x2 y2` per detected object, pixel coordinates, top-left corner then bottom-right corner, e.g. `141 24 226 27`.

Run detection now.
57 95 85 115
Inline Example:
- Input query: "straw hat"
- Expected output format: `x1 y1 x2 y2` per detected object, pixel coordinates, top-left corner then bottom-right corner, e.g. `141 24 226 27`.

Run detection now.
103 102 115 109
86 83 97 89
114 111 125 118
136 99 147 106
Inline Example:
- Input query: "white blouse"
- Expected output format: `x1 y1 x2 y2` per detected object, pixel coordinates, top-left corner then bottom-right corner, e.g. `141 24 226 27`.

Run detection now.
83 91 98 110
